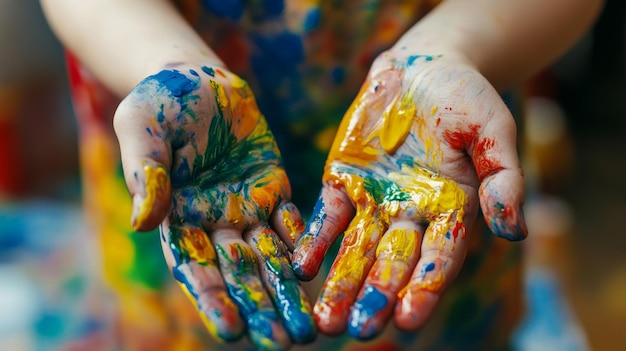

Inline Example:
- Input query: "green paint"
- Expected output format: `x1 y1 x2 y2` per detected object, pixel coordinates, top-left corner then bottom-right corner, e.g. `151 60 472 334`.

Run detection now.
363 177 411 204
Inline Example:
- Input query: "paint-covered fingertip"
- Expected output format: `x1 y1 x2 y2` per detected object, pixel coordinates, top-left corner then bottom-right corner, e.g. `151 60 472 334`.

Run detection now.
291 260 319 281
313 302 348 337
486 205 528 242
247 310 291 351
347 313 382 341
285 315 317 344
292 237 328 281
394 289 438 332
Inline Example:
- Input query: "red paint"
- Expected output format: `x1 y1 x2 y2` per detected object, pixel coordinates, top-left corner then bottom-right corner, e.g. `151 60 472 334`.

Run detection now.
500 204 513 220
293 238 328 280
442 124 480 150
451 222 466 242
473 137 504 181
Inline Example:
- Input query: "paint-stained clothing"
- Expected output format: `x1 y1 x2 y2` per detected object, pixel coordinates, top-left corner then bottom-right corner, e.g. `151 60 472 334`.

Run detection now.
67 1 523 350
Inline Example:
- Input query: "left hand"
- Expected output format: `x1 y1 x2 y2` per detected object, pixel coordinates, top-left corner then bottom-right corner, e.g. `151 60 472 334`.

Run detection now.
292 51 528 339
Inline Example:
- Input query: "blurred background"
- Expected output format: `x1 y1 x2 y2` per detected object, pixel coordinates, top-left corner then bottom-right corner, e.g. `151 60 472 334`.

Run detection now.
0 0 625 350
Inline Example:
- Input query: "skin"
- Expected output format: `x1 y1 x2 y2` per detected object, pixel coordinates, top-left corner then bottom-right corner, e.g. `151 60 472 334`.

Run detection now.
292 51 527 339
114 65 315 349
40 0 604 347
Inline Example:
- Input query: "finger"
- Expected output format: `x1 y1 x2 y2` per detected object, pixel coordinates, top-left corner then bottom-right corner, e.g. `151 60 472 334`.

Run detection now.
114 99 172 231
292 185 354 280
314 210 385 336
210 229 291 350
270 201 305 251
473 102 527 240
160 221 244 341
347 219 424 340
395 212 470 330
246 226 316 344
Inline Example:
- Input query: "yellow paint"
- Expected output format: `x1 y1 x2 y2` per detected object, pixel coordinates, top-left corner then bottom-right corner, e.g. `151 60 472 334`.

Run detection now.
376 229 418 283
282 210 304 243
419 270 445 291
387 164 465 224
379 93 415 154
225 193 243 224
133 164 169 230
376 228 418 261
211 80 229 109
250 171 284 218
431 106 439 116
257 233 277 256
177 282 225 343
179 227 216 265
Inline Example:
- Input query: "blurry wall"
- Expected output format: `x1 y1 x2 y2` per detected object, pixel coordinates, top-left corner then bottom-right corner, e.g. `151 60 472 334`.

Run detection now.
0 0 79 200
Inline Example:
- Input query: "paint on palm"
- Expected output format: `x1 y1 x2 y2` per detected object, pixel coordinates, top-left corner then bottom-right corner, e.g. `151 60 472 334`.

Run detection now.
296 54 474 340
132 66 315 347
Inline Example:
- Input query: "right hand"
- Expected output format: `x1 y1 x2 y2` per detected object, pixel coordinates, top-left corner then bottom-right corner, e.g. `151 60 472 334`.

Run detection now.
113 65 316 350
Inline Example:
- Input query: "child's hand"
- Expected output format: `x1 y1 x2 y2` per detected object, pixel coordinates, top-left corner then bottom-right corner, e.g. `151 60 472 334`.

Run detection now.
114 66 315 349
292 52 527 339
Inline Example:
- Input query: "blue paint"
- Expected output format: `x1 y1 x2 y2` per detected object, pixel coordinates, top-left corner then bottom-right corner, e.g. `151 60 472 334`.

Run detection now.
172 158 191 186
246 309 279 347
189 69 199 77
145 127 153 137
156 104 165 122
263 248 315 343
304 194 326 237
202 66 215 77
252 31 304 66
151 70 198 97
407 55 435 66
422 262 436 277
262 0 285 16
303 8 321 32
348 285 388 339
172 265 198 299
331 66 345 84
202 0 245 20
489 203 526 241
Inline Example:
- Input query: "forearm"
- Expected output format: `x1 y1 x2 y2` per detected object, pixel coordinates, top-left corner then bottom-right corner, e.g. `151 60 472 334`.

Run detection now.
40 0 223 96
393 0 604 91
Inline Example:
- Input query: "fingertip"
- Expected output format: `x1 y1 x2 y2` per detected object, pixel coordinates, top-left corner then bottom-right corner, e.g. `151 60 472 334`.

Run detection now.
482 199 528 241
394 289 439 331
247 310 291 351
198 291 245 342
271 201 305 250
285 311 317 344
479 171 527 241
347 286 390 341
292 237 329 281
130 163 172 231
313 302 347 337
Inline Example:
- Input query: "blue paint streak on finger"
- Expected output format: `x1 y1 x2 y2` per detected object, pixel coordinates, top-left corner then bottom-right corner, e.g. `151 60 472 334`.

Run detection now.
348 285 388 340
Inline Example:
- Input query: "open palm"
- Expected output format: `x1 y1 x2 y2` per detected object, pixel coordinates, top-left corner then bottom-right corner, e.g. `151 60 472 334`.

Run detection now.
114 65 314 350
293 52 527 340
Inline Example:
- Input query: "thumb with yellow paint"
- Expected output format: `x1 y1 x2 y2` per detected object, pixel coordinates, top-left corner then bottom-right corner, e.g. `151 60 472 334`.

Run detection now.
114 75 175 232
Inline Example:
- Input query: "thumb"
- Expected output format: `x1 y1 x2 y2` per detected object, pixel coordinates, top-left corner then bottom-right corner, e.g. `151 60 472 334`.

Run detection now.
114 98 172 232
471 101 528 241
